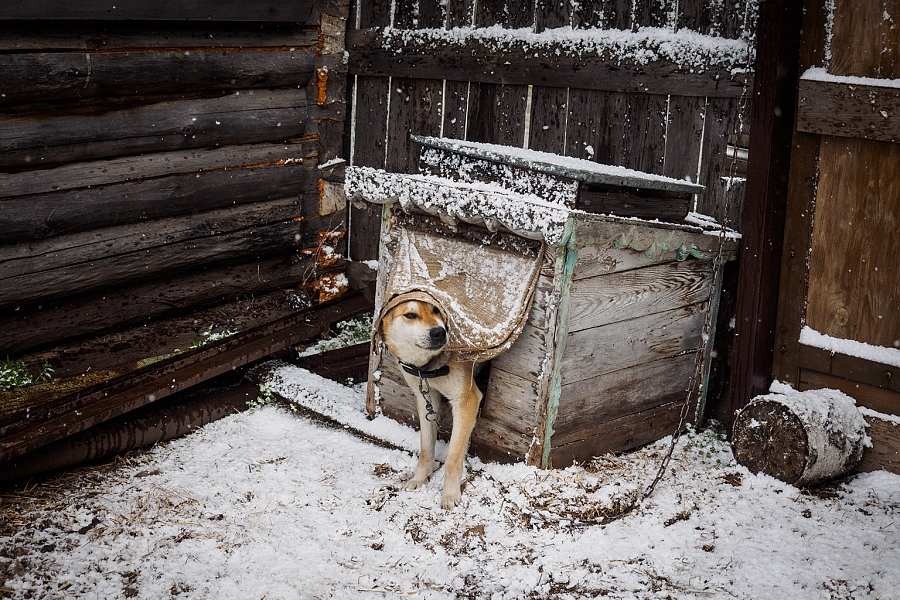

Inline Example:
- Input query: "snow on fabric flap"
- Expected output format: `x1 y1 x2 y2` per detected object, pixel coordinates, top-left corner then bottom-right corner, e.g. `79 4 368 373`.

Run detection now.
378 226 543 363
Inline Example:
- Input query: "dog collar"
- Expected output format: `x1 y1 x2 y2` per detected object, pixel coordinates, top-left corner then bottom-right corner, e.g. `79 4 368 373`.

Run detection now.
398 359 450 379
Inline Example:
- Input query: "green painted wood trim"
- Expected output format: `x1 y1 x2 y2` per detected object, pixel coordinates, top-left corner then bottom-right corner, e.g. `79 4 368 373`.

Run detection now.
540 218 578 469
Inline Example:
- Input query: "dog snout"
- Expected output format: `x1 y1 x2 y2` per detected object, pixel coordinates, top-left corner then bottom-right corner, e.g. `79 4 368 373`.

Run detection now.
428 326 447 348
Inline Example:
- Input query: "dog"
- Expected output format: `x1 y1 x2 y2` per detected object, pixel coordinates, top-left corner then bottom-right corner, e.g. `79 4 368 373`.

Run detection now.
380 298 482 509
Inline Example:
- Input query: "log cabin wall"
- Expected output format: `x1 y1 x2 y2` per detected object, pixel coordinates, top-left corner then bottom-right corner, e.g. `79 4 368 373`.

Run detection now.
346 0 759 417
0 0 358 464
775 0 900 473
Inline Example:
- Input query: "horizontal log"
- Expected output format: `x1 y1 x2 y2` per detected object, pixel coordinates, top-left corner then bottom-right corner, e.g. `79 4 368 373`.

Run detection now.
0 140 317 198
0 291 372 463
0 89 344 170
0 0 315 22
0 144 319 243
0 201 345 309
797 77 900 143
0 253 328 356
482 366 541 434
0 218 307 310
347 28 752 98
0 49 329 107
0 21 319 51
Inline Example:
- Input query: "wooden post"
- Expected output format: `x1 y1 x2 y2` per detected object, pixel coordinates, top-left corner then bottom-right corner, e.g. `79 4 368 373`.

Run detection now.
726 0 804 430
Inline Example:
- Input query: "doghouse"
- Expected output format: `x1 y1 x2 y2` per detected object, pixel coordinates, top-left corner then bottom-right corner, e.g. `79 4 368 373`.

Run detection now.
346 136 739 468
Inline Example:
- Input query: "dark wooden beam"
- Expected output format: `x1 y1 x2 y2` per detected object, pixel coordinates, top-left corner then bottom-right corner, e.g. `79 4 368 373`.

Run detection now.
797 77 900 143
726 0 805 429
347 28 752 98
0 0 315 22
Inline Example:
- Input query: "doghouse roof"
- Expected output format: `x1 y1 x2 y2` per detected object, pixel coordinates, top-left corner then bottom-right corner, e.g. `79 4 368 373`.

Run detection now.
412 135 706 195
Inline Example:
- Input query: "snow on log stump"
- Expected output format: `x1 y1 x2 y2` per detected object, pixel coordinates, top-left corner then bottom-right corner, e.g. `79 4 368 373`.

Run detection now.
732 388 869 486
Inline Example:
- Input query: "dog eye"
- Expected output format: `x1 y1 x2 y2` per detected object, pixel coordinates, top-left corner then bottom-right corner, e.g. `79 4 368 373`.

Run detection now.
403 312 417 320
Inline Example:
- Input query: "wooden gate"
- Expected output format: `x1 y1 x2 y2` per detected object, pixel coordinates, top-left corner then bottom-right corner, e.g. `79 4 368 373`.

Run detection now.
775 0 900 472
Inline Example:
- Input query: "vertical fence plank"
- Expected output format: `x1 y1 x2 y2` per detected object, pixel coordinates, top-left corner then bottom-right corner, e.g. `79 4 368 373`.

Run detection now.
563 88 601 160
528 87 568 153
663 95 705 184
385 77 443 172
349 0 391 261
624 93 669 174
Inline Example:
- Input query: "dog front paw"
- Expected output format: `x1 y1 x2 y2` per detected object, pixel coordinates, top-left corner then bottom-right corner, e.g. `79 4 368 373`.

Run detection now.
405 476 429 491
440 487 462 509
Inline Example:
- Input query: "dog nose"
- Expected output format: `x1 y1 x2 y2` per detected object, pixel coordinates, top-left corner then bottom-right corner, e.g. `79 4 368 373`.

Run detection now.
429 326 447 347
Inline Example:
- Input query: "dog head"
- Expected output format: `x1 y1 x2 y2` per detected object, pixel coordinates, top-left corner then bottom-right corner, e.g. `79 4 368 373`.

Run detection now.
381 299 448 366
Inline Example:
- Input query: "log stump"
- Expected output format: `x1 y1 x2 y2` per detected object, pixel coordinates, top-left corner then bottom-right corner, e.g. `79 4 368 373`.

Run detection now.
732 388 869 486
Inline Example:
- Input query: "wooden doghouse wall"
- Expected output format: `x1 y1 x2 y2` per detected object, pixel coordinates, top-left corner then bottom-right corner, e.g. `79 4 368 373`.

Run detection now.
349 0 757 434
0 1 360 463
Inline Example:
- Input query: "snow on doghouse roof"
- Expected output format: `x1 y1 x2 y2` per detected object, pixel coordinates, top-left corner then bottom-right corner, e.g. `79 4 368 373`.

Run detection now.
412 135 706 195
345 166 572 244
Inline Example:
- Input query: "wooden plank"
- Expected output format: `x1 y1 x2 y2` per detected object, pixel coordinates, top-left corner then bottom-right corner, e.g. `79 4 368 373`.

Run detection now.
577 185 691 221
695 97 741 227
549 400 693 467
481 366 540 434
346 29 752 98
770 0 829 391
470 413 533 463
0 49 325 108
799 370 900 418
726 0 804 425
806 137 900 348
466 82 528 147
0 89 339 171
1 140 317 200
534 0 570 31
0 292 371 463
0 201 339 310
797 78 900 144
563 88 602 160
385 77 443 174
554 352 697 436
560 302 706 386
528 86 568 154
799 344 900 394
856 413 900 474
0 21 319 51
568 260 712 332
348 76 389 261
0 0 316 21
663 95 705 184
0 148 319 245
830 0 900 79
489 323 549 384
445 0 475 28
0 254 323 356
442 81 470 140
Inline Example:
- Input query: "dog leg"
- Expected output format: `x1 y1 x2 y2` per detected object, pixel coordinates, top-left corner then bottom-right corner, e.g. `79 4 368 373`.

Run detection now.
405 386 438 491
441 381 482 509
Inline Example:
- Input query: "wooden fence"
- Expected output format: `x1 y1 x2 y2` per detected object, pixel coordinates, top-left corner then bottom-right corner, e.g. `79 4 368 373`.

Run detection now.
346 0 758 416
774 0 900 472
0 0 361 463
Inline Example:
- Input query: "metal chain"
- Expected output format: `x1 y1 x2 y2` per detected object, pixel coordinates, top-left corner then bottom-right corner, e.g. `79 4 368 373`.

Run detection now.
638 4 756 505
418 377 440 422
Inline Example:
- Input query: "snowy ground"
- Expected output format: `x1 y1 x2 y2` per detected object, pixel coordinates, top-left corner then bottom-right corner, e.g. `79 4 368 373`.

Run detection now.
1 363 898 600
